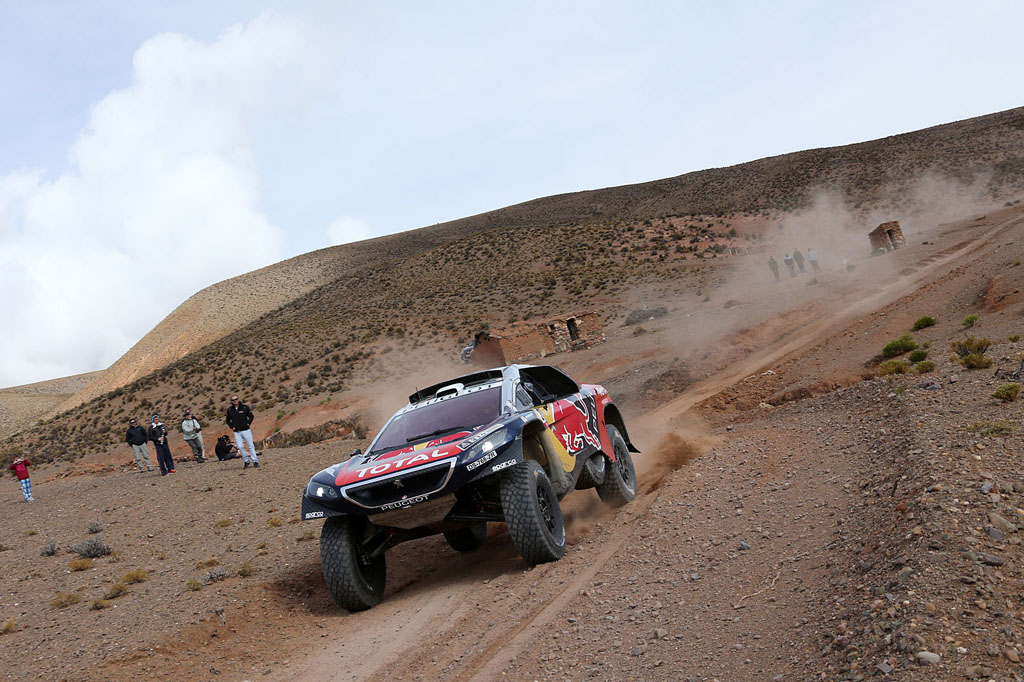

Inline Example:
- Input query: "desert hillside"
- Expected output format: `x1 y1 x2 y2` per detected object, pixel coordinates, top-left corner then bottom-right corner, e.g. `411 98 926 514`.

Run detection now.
2 199 1024 681
7 106 1023 439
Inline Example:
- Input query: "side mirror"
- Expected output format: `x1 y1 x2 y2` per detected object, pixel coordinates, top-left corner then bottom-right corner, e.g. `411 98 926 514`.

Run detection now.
349 448 363 456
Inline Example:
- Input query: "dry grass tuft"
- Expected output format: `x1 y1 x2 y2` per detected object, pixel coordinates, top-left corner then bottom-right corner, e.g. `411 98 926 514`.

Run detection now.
993 383 1021 402
51 592 81 608
122 569 150 584
103 583 129 600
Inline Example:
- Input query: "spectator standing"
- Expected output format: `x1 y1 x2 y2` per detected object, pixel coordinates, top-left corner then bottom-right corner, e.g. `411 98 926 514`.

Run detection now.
215 435 241 461
125 418 154 472
181 409 206 463
784 253 796 277
767 256 780 282
8 457 34 502
807 247 820 273
148 415 175 475
226 396 259 468
792 248 806 273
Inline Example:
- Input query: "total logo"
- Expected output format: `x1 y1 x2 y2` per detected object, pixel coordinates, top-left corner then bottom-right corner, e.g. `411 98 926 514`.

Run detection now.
350 449 455 481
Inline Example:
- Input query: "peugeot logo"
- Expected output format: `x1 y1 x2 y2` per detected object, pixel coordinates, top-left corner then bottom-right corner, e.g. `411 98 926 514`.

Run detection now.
392 478 404 489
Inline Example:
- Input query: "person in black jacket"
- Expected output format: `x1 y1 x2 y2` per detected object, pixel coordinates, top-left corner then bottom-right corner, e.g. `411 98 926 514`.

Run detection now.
214 435 241 461
148 415 175 475
125 418 154 472
225 396 259 468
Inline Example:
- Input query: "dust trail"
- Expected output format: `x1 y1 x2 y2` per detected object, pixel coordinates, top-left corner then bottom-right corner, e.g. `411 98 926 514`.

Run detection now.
562 420 716 541
637 431 708 494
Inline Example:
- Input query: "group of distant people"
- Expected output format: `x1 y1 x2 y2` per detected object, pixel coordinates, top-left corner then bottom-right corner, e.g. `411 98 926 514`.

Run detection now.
123 395 262 476
767 248 820 281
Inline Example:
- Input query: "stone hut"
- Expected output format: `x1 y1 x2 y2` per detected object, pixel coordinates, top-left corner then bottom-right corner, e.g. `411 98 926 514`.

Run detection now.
869 221 906 252
469 312 604 366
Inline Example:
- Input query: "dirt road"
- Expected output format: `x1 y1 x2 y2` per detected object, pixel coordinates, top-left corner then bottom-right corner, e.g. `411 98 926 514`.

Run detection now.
4 206 1024 681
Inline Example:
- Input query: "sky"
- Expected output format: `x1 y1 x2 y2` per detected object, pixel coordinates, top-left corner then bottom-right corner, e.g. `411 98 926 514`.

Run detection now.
1 0 1023 388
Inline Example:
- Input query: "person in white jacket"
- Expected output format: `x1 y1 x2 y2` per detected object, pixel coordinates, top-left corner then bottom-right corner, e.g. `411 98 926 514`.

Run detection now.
181 409 206 463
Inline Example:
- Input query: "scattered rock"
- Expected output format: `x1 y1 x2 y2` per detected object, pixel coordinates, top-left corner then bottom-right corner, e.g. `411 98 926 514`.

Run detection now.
979 553 1005 566
988 512 1016 534
915 651 941 665
966 664 992 679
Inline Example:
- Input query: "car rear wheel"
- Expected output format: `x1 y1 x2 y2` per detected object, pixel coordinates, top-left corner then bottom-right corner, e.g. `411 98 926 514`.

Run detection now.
320 516 386 611
500 460 566 565
575 453 606 490
443 522 488 552
596 425 638 507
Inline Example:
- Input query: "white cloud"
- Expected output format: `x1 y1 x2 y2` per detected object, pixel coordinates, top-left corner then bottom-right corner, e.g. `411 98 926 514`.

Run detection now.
326 216 374 246
0 11 308 387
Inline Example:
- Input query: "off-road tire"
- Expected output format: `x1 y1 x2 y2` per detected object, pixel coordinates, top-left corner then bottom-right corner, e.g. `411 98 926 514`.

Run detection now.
575 454 606 490
596 425 638 507
500 460 566 565
443 522 488 552
320 516 386 611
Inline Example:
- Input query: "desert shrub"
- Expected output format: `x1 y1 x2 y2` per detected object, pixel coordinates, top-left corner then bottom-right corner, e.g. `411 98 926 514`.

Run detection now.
962 354 994 369
882 335 917 358
103 583 129 600
122 570 150 584
71 537 111 558
69 558 93 572
195 558 220 569
237 563 255 578
90 599 111 610
1 618 15 634
214 519 232 528
40 540 57 557
993 383 1022 402
968 421 1013 436
912 316 937 330
962 314 979 328
297 529 316 542
908 350 928 362
266 518 282 528
911 361 936 374
950 337 992 358
186 579 202 591
1010 335 1021 342
51 592 81 608
880 360 910 375
87 521 103 534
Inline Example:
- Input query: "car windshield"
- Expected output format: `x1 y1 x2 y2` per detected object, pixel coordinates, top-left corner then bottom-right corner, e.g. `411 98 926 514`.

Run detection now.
369 387 502 454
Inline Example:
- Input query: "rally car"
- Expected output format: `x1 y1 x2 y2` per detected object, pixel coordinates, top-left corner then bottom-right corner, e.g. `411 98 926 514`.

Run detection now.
302 364 639 611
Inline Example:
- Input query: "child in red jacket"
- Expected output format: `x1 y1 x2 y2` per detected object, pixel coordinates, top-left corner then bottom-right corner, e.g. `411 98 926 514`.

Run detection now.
8 457 33 502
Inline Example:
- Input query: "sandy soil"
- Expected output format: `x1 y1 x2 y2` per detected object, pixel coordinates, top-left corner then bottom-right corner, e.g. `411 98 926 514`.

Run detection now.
2 206 1024 681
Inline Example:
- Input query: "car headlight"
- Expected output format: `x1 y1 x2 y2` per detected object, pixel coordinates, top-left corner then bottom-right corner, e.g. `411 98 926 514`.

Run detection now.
463 427 515 469
305 480 339 499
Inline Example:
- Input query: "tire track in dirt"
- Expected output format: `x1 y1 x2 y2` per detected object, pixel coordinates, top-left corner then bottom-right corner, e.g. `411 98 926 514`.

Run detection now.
271 212 1022 682
458 492 660 682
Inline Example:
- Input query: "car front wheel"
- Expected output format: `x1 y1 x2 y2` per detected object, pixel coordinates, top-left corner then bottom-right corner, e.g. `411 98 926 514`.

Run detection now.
500 460 566 565
320 516 386 611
